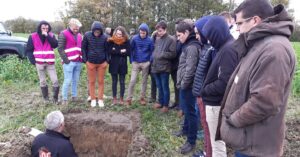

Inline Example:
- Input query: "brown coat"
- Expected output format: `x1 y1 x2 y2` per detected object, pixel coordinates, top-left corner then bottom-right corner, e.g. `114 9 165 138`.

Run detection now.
216 5 296 157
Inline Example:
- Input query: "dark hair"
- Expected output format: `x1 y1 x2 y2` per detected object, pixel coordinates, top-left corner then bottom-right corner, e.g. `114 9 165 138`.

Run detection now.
175 21 193 33
175 18 184 25
234 0 273 19
155 21 167 30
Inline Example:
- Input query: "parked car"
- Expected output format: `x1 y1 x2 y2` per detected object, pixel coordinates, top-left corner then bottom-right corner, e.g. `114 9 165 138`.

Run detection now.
0 22 27 58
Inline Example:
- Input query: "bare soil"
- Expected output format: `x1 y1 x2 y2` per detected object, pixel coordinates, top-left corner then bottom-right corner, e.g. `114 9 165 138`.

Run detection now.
1 110 150 157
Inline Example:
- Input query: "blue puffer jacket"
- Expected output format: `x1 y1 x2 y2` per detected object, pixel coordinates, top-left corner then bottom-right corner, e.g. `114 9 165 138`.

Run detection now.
192 44 214 96
130 23 154 63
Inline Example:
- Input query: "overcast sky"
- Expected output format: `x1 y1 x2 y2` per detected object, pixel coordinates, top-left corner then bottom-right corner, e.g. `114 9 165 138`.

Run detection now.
0 0 299 22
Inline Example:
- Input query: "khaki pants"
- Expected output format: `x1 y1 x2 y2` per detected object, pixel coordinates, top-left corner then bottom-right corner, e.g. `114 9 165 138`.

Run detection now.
127 61 150 99
36 63 59 87
206 105 227 157
87 61 108 100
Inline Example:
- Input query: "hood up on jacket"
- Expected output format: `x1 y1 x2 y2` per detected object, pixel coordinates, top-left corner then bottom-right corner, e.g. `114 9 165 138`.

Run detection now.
195 16 212 45
202 16 232 50
138 23 150 36
37 20 52 35
91 21 104 36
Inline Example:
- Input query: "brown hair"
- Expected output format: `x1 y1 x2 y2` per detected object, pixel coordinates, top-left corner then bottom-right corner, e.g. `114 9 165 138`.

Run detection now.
113 26 129 39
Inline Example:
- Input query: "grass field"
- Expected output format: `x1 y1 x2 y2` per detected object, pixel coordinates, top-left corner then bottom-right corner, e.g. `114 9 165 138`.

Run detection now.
0 33 299 156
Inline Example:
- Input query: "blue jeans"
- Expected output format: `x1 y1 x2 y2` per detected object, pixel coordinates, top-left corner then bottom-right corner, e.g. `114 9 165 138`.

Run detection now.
153 72 170 107
62 61 82 100
180 88 199 145
235 151 250 157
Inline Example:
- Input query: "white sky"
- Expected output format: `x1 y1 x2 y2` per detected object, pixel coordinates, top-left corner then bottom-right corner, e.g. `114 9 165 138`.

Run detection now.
0 0 299 22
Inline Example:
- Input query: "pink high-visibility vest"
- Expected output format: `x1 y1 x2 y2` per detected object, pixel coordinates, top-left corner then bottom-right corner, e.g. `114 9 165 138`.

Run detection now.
62 29 82 62
32 32 55 64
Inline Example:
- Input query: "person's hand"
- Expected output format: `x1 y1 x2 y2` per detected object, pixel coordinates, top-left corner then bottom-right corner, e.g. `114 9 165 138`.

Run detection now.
42 30 48 36
39 147 51 157
196 97 202 105
120 49 126 53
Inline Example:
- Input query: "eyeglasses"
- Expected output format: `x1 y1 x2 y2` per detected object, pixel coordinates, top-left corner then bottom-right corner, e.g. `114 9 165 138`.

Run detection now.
236 17 254 27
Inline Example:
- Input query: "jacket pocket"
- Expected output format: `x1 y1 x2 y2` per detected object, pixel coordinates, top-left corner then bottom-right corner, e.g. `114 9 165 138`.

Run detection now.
220 117 247 150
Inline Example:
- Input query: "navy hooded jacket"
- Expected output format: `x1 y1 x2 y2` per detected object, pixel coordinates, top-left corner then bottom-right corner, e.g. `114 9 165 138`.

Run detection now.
130 23 154 63
200 16 239 106
82 21 109 64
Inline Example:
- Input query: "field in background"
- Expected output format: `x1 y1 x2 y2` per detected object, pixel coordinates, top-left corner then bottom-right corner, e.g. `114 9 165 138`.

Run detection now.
0 33 299 156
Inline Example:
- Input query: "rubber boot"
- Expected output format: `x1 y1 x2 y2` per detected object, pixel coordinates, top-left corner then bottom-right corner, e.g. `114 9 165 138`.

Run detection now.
41 86 49 103
53 86 60 104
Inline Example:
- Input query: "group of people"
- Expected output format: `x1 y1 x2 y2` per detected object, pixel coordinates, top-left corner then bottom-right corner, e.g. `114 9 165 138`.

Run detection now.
28 0 296 156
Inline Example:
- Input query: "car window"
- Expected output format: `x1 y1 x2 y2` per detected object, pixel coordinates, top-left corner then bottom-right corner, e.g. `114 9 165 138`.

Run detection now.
0 23 6 33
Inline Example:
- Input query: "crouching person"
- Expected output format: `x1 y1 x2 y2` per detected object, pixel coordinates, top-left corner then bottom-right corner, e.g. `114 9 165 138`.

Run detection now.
31 110 78 157
26 21 59 104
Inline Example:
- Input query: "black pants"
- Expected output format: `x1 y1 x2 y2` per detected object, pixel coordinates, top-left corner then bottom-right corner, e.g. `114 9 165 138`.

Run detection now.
171 70 179 105
111 74 126 98
150 73 157 100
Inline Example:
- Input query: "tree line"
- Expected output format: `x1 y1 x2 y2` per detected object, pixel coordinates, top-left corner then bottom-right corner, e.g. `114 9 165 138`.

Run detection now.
3 0 300 41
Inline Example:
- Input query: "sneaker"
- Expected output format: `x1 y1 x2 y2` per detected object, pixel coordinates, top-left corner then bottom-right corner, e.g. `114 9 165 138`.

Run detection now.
87 96 91 102
169 102 179 109
160 106 169 113
192 150 206 157
91 100 97 107
140 98 146 105
98 99 105 108
180 142 195 154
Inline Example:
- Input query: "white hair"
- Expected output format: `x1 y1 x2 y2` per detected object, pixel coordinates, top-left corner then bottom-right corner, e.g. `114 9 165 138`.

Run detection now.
69 18 82 27
44 110 64 130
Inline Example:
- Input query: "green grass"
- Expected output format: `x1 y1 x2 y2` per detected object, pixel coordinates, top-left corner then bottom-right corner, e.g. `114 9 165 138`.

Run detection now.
0 34 299 156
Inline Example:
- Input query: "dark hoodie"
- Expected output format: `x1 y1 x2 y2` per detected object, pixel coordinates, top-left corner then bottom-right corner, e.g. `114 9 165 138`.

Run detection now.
26 21 58 65
82 21 109 64
130 23 154 63
200 16 238 106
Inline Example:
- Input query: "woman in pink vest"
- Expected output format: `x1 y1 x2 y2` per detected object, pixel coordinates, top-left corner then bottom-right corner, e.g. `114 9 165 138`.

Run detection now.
26 21 59 104
57 18 83 105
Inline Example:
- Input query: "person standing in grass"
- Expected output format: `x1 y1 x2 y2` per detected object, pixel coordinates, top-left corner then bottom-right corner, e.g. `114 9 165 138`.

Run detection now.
216 0 296 156
26 21 59 104
175 20 200 154
107 26 130 105
126 23 154 106
82 21 109 107
151 21 176 113
58 18 83 105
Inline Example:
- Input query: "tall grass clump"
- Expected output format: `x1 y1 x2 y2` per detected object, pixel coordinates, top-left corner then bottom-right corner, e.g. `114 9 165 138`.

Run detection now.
292 42 300 96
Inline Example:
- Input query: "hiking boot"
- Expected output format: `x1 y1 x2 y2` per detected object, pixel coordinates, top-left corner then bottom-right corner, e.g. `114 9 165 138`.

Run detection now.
126 99 132 106
153 103 162 109
180 142 195 154
140 98 146 105
112 97 117 105
169 102 179 109
160 106 169 113
119 97 124 105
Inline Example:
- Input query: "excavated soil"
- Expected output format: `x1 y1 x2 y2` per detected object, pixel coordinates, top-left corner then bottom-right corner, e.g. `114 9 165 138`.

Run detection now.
2 110 150 157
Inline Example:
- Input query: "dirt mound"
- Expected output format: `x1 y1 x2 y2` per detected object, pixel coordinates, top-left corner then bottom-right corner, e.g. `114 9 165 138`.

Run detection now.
1 110 150 157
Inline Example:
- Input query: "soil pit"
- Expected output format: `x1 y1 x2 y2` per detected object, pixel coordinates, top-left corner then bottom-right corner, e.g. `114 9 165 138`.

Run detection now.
1 110 150 157
64 111 149 157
